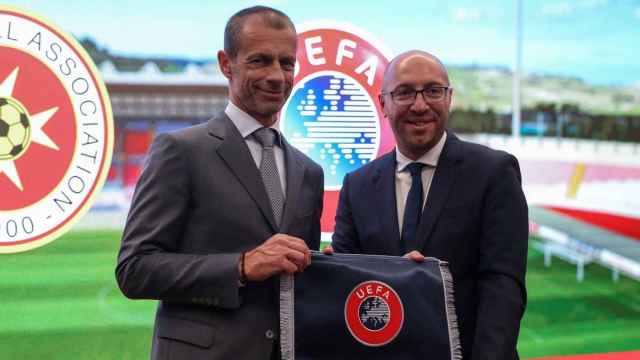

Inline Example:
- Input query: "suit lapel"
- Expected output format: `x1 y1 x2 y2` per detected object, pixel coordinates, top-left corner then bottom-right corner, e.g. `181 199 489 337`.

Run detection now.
208 115 278 232
279 139 306 234
412 134 460 252
373 152 403 256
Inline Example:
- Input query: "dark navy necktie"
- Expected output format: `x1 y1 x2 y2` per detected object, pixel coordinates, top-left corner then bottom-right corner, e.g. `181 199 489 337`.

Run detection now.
400 162 424 254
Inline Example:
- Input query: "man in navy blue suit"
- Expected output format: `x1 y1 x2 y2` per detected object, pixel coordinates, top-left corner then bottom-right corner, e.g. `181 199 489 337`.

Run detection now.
328 50 529 359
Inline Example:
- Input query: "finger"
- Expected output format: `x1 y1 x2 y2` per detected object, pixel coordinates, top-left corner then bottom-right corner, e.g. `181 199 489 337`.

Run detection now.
403 250 425 262
265 235 313 268
268 234 310 254
323 245 334 255
281 236 311 253
280 237 312 266
279 257 299 274
284 249 308 271
408 251 426 263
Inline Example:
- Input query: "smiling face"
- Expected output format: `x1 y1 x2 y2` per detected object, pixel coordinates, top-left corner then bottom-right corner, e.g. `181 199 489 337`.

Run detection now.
218 14 297 127
380 53 452 160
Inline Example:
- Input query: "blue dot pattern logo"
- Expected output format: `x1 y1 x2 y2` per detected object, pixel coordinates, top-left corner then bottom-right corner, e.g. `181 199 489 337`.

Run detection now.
282 72 379 189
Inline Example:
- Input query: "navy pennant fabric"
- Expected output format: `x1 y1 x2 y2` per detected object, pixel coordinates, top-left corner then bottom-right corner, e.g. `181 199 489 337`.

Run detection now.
280 252 461 360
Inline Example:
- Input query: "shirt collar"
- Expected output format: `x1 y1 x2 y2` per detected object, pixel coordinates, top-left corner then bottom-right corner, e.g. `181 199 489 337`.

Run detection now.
225 101 282 145
396 131 447 172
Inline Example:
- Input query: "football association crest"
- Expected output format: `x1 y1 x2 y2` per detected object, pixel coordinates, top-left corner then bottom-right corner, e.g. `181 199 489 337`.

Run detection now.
344 280 405 347
0 7 113 253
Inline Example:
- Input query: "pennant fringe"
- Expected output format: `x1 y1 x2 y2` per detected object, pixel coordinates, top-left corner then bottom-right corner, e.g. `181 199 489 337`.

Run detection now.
280 274 295 360
439 261 462 360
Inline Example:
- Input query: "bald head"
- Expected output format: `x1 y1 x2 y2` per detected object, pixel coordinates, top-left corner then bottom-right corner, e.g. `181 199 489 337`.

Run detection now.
382 50 449 92
378 50 452 160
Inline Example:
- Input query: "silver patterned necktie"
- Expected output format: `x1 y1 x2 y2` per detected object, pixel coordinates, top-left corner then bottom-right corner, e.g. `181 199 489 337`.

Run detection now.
253 127 285 227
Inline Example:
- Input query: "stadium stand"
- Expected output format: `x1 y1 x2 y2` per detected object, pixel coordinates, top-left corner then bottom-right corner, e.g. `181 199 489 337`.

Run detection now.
531 206 640 282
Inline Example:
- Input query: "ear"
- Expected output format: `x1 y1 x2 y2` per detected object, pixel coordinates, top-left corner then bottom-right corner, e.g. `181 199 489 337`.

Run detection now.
218 50 232 80
378 94 387 117
446 87 454 110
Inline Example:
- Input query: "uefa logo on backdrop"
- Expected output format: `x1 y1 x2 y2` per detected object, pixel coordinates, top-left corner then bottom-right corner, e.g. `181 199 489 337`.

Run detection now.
281 22 394 191
344 280 405 347
0 6 113 253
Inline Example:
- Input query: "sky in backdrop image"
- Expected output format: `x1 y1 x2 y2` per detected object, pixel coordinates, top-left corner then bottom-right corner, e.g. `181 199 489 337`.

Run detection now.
9 0 640 86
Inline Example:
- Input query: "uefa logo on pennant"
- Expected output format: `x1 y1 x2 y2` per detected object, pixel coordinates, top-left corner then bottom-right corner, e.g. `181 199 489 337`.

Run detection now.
344 280 404 347
281 22 394 192
0 6 113 253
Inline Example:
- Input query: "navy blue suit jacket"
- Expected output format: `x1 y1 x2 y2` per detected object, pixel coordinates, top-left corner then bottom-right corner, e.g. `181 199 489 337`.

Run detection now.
332 132 528 360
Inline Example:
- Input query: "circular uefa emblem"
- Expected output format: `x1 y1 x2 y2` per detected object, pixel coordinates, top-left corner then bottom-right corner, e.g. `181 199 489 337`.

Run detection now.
0 7 113 253
281 23 393 192
344 280 404 347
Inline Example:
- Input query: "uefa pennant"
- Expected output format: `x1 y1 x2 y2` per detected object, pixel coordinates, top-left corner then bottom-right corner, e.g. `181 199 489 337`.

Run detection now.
279 22 394 234
280 253 462 359
0 6 113 253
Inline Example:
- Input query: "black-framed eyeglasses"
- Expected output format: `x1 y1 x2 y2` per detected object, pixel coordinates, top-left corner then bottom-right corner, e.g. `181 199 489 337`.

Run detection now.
381 86 451 105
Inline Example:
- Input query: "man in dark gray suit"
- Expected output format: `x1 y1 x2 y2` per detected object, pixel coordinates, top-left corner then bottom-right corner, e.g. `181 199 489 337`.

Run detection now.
327 50 528 359
116 6 324 360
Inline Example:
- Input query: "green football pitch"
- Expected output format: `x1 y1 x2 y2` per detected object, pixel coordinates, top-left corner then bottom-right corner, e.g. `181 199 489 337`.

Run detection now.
2 230 639 359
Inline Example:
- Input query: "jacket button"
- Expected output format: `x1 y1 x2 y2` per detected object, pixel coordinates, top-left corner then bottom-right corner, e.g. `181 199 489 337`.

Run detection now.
265 329 275 339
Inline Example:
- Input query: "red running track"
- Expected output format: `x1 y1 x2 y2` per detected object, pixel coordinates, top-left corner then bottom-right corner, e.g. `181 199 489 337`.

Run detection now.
545 206 640 241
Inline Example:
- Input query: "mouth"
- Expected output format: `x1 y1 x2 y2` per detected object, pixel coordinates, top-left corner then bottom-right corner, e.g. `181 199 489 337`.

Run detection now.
405 118 435 129
256 87 285 98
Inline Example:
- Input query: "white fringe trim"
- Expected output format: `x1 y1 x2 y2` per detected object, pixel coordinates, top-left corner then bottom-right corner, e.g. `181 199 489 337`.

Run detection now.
439 261 462 360
280 274 295 360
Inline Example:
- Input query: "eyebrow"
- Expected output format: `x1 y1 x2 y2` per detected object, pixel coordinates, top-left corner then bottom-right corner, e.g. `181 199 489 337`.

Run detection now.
394 82 449 89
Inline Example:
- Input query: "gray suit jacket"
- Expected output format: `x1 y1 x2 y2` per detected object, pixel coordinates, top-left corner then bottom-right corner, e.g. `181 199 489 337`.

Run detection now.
116 113 324 360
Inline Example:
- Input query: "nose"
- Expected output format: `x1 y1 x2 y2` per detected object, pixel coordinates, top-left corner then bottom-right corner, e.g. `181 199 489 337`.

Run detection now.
264 62 287 87
410 91 429 113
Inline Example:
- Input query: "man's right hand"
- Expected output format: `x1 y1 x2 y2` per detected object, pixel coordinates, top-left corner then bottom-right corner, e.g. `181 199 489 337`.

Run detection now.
243 234 311 282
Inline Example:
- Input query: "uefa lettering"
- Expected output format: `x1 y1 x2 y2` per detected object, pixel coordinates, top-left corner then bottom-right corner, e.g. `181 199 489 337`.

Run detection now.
0 7 113 253
280 22 394 231
344 280 405 347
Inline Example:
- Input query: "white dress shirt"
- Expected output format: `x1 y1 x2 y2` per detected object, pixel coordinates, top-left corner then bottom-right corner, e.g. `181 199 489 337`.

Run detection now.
395 132 447 235
225 101 287 195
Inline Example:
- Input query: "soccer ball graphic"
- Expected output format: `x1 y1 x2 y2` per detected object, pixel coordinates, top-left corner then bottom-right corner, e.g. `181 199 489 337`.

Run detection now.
0 97 31 161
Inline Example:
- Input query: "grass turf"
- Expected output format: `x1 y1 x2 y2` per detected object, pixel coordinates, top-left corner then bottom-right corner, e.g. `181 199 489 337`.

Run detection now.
1 230 639 359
